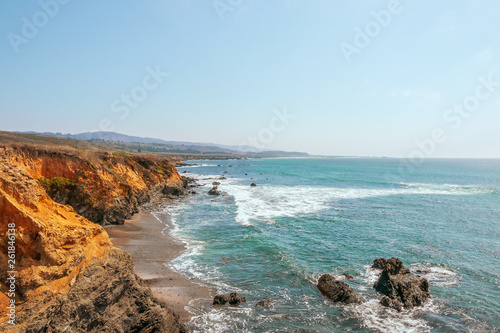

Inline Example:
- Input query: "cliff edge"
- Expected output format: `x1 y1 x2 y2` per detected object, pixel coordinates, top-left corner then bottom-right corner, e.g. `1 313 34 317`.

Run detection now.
4 144 185 225
0 146 186 332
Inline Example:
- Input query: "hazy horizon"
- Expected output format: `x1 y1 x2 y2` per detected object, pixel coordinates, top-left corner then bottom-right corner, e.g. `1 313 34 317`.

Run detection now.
1 0 499 158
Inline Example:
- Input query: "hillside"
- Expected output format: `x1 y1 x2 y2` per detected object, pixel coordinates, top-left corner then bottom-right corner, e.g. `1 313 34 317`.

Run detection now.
19 131 311 159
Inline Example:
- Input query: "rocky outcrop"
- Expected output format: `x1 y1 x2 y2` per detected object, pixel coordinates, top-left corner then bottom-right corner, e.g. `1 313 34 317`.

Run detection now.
2 145 184 225
373 257 430 311
0 151 185 332
317 274 364 304
213 292 246 306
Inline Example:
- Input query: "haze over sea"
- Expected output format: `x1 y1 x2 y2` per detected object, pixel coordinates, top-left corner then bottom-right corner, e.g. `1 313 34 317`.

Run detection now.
150 158 500 332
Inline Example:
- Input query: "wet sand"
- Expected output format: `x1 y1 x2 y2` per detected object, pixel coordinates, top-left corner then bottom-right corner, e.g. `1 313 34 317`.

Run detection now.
104 210 213 322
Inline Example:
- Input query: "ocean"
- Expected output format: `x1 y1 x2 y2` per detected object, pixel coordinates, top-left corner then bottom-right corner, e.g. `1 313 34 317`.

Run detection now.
153 158 499 332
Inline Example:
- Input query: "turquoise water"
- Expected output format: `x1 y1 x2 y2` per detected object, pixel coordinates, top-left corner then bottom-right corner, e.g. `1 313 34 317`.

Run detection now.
157 158 499 332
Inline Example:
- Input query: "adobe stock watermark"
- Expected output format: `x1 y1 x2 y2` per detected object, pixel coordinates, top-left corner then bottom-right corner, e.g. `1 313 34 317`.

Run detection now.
240 107 296 150
93 65 168 132
7 0 72 54
340 0 403 64
385 71 499 183
213 0 245 21
6 222 17 326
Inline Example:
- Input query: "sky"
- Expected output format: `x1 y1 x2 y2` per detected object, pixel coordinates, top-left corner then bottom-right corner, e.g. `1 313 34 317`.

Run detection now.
0 0 499 157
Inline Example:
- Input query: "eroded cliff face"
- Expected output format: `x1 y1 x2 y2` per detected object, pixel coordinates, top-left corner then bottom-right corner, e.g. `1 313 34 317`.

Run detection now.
4 146 185 225
0 148 186 332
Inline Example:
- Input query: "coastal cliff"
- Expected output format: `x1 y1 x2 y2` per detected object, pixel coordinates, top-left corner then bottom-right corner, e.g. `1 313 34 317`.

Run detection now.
3 144 185 225
0 145 187 332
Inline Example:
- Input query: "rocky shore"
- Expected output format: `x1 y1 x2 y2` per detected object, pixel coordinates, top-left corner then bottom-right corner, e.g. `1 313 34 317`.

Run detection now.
0 144 189 332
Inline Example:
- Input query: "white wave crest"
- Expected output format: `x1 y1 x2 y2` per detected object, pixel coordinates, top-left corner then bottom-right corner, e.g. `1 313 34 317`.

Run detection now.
346 298 436 333
410 264 460 287
221 182 475 226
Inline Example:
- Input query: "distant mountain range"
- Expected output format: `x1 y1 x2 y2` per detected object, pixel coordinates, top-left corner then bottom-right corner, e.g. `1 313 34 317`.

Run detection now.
20 131 309 157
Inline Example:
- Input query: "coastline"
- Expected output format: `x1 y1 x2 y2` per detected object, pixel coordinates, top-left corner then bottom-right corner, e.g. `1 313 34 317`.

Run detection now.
104 209 213 322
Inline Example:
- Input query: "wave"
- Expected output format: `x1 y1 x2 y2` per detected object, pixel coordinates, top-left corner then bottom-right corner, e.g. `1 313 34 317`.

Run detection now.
179 163 216 168
399 182 498 195
346 298 436 333
410 263 460 287
219 181 481 226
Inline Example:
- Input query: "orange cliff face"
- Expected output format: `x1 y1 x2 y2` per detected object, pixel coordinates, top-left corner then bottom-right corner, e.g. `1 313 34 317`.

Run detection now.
0 148 186 332
3 146 185 225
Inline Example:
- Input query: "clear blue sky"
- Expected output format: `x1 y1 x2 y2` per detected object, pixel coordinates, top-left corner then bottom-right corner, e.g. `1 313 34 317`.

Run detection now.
1 0 499 157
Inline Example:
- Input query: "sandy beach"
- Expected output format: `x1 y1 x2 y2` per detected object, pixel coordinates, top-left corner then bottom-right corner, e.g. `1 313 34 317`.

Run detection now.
104 210 213 322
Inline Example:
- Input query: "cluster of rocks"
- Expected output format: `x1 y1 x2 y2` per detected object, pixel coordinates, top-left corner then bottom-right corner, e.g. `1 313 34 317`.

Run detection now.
212 258 430 314
315 257 431 311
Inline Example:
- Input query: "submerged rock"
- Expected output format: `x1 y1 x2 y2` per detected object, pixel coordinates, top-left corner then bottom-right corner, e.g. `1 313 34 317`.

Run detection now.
250 183 257 187
212 181 221 185
229 292 246 305
208 186 220 196
255 299 275 308
213 295 230 305
213 292 246 306
317 274 364 304
373 257 430 311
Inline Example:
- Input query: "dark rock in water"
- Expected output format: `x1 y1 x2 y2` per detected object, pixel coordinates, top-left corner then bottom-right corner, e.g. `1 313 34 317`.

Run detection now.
341 273 354 280
245 173 248 175
250 183 257 187
212 181 221 186
229 292 246 305
380 296 403 312
415 269 431 274
162 185 184 197
255 299 275 308
374 257 430 310
223 171 228 174
219 177 227 180
317 274 364 304
213 295 229 305
213 293 246 306
372 258 387 269
190 190 197 195
208 186 220 196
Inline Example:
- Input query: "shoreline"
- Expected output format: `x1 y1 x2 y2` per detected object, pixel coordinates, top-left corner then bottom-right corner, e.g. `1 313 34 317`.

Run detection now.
104 209 213 322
